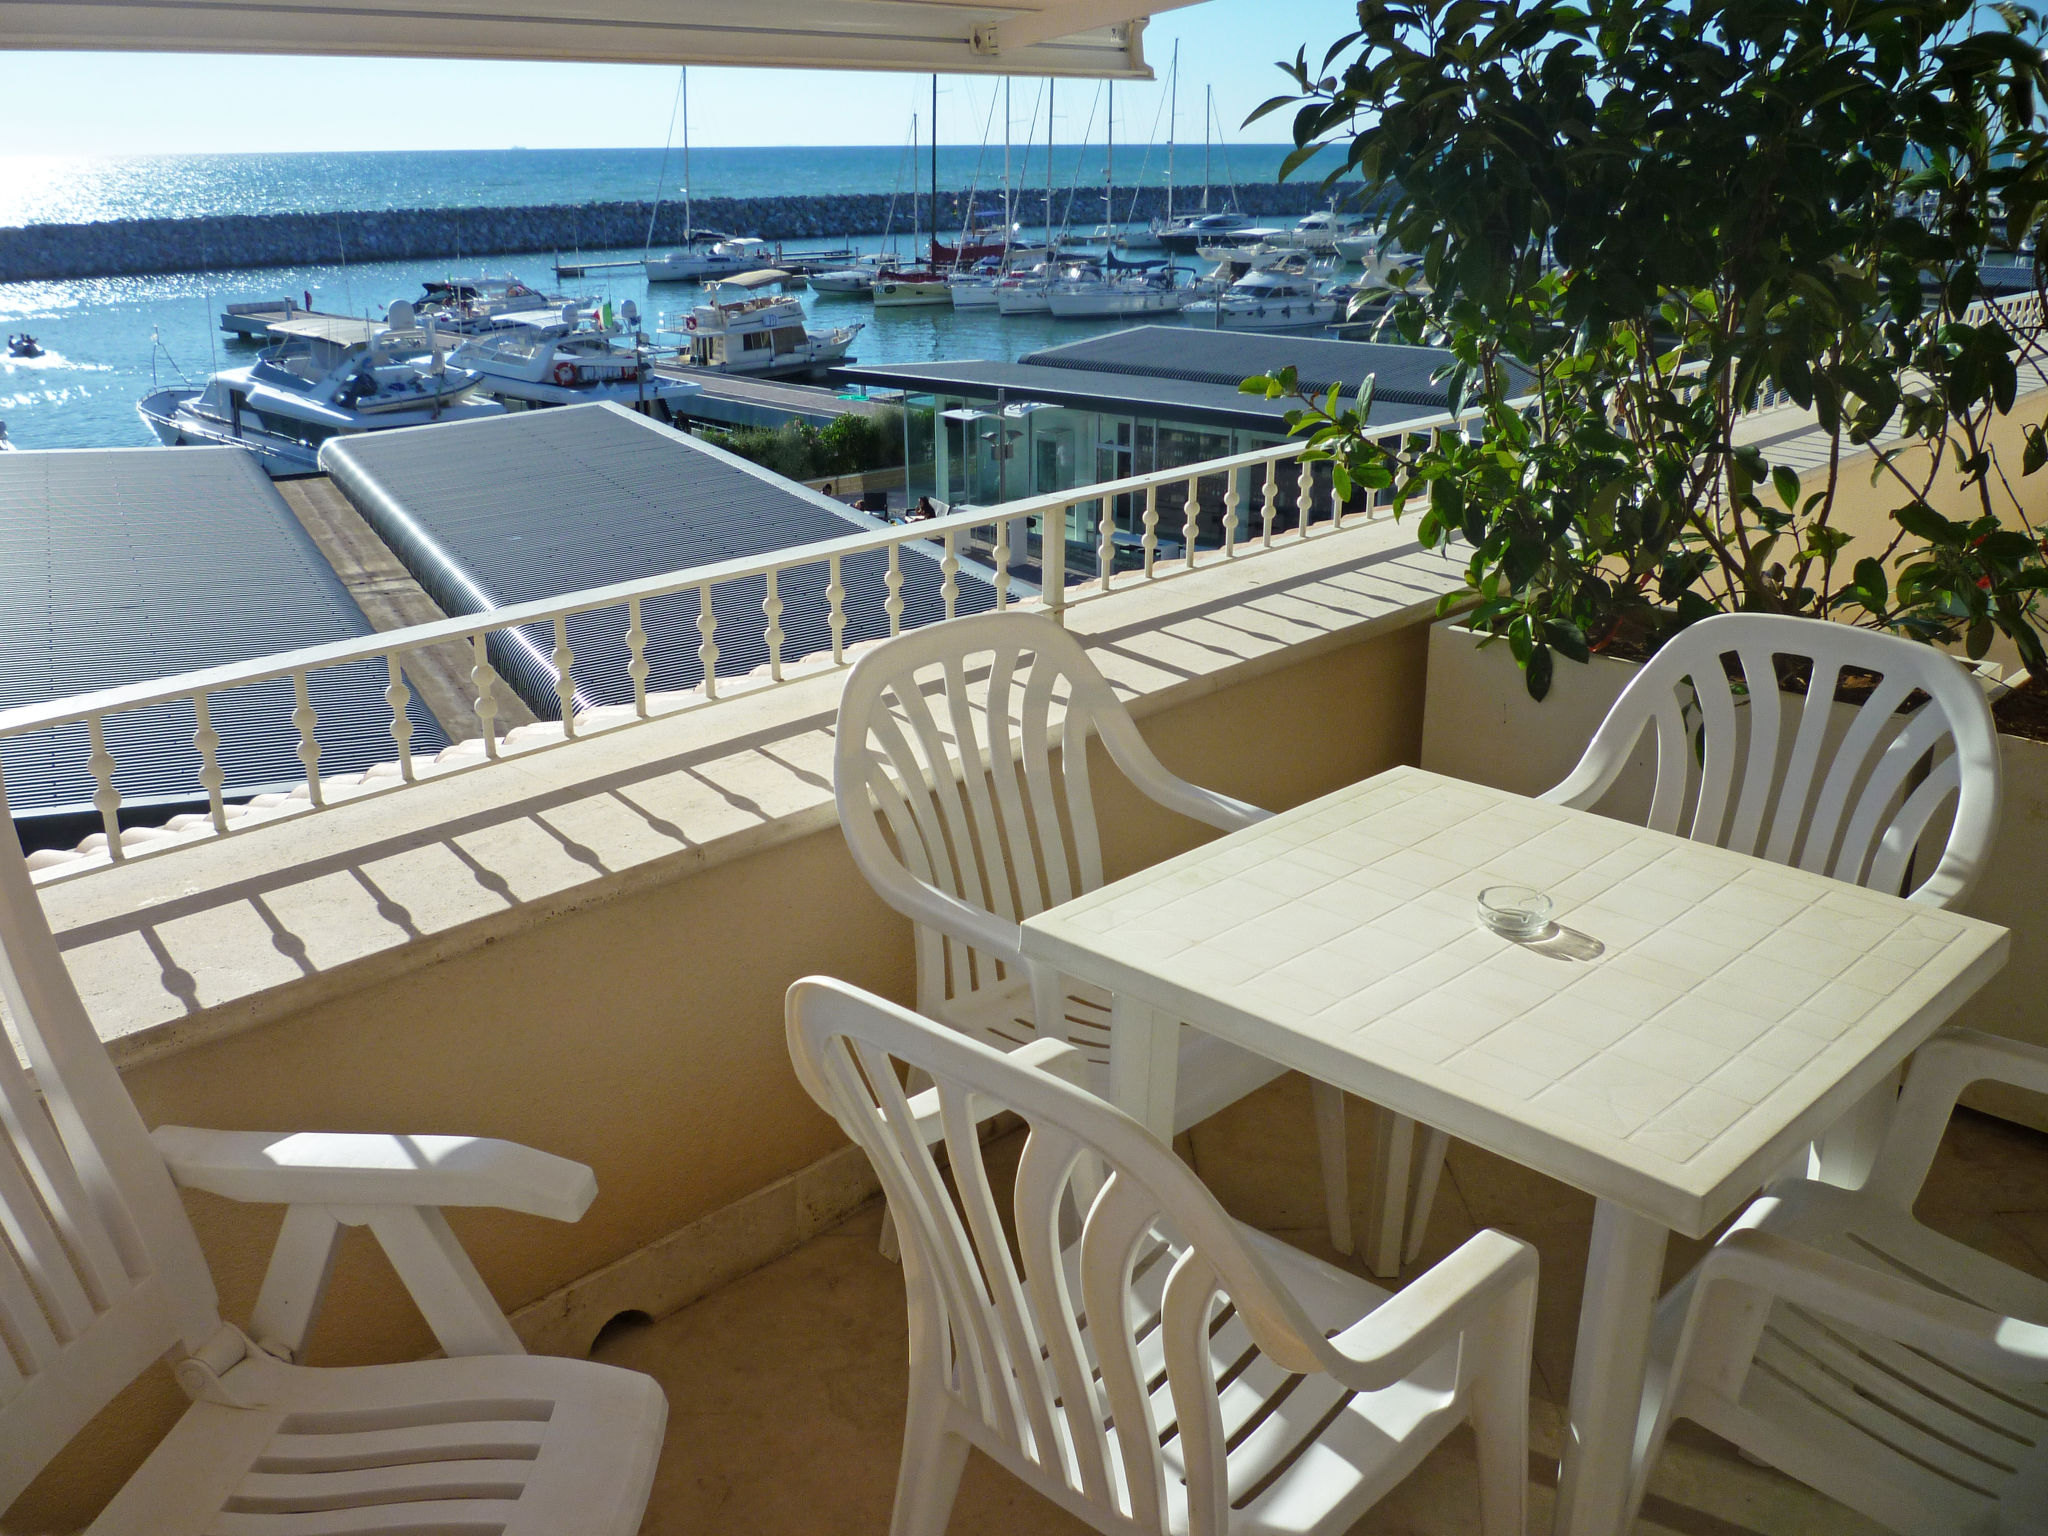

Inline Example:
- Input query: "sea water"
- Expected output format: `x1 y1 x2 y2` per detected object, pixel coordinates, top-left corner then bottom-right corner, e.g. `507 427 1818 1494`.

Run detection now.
0 145 1335 227
0 146 1346 451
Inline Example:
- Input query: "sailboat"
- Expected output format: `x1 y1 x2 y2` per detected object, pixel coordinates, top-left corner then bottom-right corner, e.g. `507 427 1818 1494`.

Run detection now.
1117 43 1176 252
1154 86 1257 252
641 68 766 283
875 86 951 308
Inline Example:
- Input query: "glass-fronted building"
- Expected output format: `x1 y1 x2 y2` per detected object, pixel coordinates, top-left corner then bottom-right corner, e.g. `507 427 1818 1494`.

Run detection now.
835 327 1485 572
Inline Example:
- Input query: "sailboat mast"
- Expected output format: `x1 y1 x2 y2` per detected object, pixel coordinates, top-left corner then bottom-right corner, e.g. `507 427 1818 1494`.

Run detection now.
682 67 692 242
1166 43 1177 227
1047 80 1055 254
1106 80 1114 241
1003 77 1012 265
912 112 920 264
931 73 940 268
1203 85 1212 213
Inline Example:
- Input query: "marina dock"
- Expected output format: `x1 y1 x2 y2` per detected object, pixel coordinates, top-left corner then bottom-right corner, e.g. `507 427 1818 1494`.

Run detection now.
219 298 356 341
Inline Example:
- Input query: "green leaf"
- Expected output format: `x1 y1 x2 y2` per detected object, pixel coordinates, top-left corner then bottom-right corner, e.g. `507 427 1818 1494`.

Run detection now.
1524 644 1554 702
1772 464 1802 511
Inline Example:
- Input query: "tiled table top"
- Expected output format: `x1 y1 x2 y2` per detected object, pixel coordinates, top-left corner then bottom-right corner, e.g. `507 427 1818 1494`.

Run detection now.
1022 767 2009 1235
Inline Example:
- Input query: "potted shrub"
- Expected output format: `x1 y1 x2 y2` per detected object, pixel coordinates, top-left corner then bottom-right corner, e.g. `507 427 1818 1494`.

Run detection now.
1248 0 2048 1123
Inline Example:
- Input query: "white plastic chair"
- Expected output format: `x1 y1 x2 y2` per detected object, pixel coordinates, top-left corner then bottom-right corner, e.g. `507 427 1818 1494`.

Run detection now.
785 975 1539 1536
834 611 1359 1256
1389 613 2005 1266
1627 1027 2048 1534
0 765 666 1534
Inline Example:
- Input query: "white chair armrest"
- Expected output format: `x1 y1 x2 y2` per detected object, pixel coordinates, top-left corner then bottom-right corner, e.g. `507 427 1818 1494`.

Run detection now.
1863 1028 2048 1206
1700 1226 2048 1376
153 1126 596 1222
1093 707 1269 834
1316 1228 1539 1393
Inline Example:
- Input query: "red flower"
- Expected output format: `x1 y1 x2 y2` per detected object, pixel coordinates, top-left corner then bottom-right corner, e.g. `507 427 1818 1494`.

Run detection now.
1977 575 1993 590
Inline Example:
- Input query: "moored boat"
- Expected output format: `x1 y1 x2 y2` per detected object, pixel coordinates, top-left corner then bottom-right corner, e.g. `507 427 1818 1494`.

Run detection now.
1182 267 1343 331
873 269 952 309
656 285 862 377
136 304 505 477
448 301 700 414
1043 262 1193 319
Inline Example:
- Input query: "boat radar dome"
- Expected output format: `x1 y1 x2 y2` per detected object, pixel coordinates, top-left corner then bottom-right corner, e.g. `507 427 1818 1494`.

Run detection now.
386 300 417 331
621 300 639 324
561 302 580 328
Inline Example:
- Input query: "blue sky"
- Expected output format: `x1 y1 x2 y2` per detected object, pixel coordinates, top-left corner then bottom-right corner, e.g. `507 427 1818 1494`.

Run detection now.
0 1 1362 156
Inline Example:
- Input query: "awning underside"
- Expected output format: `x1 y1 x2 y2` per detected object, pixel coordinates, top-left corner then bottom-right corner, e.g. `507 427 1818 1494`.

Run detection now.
0 0 1200 76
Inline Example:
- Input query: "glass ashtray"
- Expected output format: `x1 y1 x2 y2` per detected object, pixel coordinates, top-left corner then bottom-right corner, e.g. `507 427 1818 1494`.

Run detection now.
1477 885 1554 939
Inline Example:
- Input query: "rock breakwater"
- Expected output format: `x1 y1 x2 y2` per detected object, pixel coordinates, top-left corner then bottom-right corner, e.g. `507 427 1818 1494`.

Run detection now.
0 183 1367 283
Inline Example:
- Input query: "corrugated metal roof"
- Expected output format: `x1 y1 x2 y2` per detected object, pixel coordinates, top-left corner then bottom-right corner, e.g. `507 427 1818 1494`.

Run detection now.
839 327 1532 431
321 404 999 715
834 356 1445 434
0 446 446 819
1020 327 1474 407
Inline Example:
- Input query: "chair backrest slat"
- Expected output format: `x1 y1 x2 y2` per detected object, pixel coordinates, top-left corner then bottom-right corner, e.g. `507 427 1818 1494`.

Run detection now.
786 978 1351 1536
0 766 219 1510
838 617 1134 1016
1545 614 2000 909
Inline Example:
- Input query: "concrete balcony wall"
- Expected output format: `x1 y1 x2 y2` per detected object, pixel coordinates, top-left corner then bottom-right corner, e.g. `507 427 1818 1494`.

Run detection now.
9 523 1455 1532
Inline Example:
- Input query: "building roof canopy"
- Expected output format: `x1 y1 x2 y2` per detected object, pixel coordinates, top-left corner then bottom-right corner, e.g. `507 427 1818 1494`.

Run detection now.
0 0 1196 75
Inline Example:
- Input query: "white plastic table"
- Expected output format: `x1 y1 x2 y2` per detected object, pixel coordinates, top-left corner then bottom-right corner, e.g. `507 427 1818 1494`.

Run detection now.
1018 766 2008 1536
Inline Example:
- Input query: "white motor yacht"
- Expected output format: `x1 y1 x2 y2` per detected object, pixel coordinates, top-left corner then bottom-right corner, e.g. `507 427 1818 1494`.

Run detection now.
1044 263 1193 319
447 302 701 416
1182 268 1343 331
1157 211 1263 254
415 275 586 334
644 235 774 283
657 285 862 377
1268 208 1373 254
136 304 505 477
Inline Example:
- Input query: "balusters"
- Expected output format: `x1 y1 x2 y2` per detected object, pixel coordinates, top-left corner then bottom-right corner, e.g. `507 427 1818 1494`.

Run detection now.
1043 504 1068 625
291 671 324 807
993 517 1013 610
1224 467 1243 558
763 569 786 681
1141 483 1159 577
626 596 650 717
471 634 501 760
1183 475 1201 568
884 544 905 637
1259 465 1280 548
697 583 720 699
552 616 578 737
384 654 416 782
827 555 847 663
193 691 227 833
940 529 959 619
87 715 123 861
1296 454 1315 537
1096 497 1116 593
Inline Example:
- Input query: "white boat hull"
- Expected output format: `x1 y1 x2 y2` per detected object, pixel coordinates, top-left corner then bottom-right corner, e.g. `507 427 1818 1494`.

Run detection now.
873 281 952 309
1181 297 1343 331
1044 287 1191 319
995 287 1052 315
811 271 874 295
947 282 1003 309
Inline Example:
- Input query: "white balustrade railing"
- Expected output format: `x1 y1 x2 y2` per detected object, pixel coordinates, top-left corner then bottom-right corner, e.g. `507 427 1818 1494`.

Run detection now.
17 285 2041 881
5 422 1450 880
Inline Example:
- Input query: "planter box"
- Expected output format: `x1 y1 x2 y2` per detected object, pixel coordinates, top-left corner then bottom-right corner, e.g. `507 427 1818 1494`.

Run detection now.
1421 616 2048 1133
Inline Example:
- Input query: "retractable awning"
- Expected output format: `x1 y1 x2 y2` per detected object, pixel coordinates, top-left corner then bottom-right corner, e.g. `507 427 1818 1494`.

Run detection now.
0 0 1200 76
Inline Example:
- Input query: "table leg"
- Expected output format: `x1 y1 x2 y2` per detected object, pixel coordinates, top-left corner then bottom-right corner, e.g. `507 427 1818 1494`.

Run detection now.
1108 995 1179 1141
1552 1200 1668 1536
1814 1065 1904 1189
